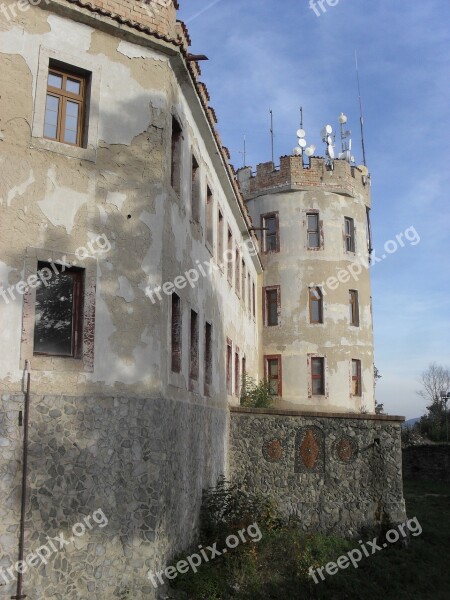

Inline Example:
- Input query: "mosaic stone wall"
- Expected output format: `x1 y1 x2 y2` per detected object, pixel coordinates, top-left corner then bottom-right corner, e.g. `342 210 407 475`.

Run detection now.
229 408 407 536
0 394 227 600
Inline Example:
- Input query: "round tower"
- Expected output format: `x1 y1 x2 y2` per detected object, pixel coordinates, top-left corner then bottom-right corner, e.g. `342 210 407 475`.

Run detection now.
238 153 375 414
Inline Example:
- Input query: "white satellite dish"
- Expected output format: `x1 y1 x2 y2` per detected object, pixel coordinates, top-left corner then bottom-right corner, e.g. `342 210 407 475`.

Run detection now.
358 165 369 176
327 144 335 159
325 124 333 134
293 146 302 156
297 129 306 138
305 145 316 157
299 138 307 148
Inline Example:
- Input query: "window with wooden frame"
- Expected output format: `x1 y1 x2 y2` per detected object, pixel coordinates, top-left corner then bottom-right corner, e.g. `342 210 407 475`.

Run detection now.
206 186 214 249
262 212 279 253
234 349 240 397
226 339 232 395
349 289 359 326
252 281 256 318
265 355 281 396
44 67 87 146
33 261 84 358
191 154 200 221
241 260 246 306
309 287 323 324
344 217 356 252
235 248 240 297
171 293 182 373
227 228 233 285
217 209 224 265
204 322 212 395
264 286 280 327
307 212 321 249
242 355 246 389
247 272 251 314
189 309 199 382
171 117 182 193
311 357 325 395
352 359 362 396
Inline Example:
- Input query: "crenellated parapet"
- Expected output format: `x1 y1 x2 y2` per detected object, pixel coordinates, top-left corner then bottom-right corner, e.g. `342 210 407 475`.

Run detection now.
237 156 371 205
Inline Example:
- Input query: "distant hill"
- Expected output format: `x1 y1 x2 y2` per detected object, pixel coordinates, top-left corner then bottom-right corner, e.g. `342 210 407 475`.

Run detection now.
403 417 421 429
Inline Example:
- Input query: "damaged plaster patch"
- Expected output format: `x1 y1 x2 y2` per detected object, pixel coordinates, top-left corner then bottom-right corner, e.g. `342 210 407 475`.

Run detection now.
106 191 127 212
37 167 89 234
117 40 169 62
139 201 164 288
117 276 135 303
0 157 35 206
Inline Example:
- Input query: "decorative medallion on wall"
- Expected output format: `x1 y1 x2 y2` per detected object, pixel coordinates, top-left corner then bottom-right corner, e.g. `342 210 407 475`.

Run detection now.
295 426 325 473
335 436 358 463
262 438 284 463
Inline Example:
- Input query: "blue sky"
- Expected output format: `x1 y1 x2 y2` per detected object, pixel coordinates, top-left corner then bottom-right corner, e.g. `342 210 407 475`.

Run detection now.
178 0 450 419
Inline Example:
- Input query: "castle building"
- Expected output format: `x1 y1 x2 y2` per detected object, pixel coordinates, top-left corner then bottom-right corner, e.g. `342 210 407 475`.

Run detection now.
0 1 405 598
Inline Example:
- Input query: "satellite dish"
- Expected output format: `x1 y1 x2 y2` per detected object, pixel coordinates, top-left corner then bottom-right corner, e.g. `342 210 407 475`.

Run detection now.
338 152 346 160
305 145 316 157
325 124 333 134
299 138 307 148
327 144 335 159
297 129 306 138
293 146 302 156
358 165 369 176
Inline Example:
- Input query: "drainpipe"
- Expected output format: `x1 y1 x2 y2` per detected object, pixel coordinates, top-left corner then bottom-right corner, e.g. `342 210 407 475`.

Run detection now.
11 361 31 600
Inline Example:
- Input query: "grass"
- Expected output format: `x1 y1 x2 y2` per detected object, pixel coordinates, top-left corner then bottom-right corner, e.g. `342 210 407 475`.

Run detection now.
170 479 450 599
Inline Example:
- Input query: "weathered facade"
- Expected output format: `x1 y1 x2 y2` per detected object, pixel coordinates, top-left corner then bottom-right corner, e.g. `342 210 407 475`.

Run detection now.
0 1 404 598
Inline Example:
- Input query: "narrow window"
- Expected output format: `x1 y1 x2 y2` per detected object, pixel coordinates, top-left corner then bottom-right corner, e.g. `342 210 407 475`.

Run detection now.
264 286 279 326
226 339 232 395
247 272 251 313
204 322 212 395
217 209 224 264
307 212 320 249
242 355 246 389
235 248 240 296
206 186 214 249
241 260 246 306
252 281 256 318
227 228 233 285
366 207 373 254
311 357 325 395
189 309 199 381
352 359 362 396
309 287 323 324
171 293 182 373
262 213 279 253
191 155 200 221
344 217 355 252
349 290 359 326
44 67 86 146
235 349 240 396
171 117 182 193
33 261 84 357
265 355 281 396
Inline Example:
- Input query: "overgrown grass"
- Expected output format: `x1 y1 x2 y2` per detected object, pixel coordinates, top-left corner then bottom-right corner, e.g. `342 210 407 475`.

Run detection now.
170 479 450 599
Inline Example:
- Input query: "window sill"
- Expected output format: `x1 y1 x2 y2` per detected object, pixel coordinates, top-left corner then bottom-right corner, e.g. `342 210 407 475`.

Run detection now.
23 355 86 372
31 136 96 162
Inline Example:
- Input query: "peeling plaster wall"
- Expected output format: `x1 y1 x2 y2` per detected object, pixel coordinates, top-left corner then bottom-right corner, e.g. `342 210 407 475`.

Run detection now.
244 161 374 413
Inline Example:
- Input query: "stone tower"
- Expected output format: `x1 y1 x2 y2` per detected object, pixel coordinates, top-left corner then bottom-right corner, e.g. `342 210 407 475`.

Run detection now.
238 154 375 413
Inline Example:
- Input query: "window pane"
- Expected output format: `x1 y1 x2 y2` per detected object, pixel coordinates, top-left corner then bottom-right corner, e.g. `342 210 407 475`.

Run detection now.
44 95 59 139
64 101 79 144
312 358 323 375
34 270 74 356
312 378 324 395
266 217 276 234
48 73 62 89
268 359 278 378
307 214 318 230
66 78 81 94
352 360 359 377
311 300 320 322
308 232 319 248
269 379 278 395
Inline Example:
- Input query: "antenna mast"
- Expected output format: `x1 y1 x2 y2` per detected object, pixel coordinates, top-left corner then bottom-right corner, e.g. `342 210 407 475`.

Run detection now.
269 109 274 163
355 51 367 167
238 135 247 167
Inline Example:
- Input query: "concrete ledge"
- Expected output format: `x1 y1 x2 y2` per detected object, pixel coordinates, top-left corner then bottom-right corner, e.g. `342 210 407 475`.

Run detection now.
230 406 405 422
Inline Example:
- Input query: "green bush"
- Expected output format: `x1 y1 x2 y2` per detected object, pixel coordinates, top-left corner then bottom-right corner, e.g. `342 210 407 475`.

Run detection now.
240 375 274 408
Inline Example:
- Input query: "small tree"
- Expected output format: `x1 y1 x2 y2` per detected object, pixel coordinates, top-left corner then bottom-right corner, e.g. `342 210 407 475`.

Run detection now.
374 366 384 414
416 363 450 442
240 375 274 408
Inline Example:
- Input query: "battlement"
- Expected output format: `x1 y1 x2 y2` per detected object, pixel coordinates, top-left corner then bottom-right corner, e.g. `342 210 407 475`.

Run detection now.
237 156 371 202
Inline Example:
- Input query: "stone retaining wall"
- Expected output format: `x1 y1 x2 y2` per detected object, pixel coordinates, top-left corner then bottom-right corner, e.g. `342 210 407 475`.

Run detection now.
229 407 406 536
0 394 227 600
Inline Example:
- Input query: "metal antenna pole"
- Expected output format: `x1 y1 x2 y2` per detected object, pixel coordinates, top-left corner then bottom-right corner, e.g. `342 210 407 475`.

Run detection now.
269 109 274 164
355 51 367 167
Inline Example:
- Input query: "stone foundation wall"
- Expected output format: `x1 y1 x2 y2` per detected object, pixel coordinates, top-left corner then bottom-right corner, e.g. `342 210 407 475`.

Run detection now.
402 444 450 483
0 394 227 599
229 407 406 536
